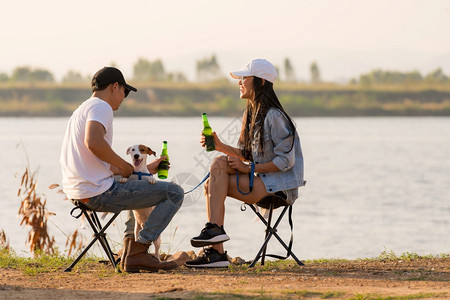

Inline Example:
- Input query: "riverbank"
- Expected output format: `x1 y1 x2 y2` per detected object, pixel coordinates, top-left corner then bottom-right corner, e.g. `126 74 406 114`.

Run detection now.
1 82 450 117
1 251 449 299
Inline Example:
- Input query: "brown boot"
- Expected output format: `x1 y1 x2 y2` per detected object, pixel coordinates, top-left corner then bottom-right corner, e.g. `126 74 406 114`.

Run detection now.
119 237 133 271
124 240 178 273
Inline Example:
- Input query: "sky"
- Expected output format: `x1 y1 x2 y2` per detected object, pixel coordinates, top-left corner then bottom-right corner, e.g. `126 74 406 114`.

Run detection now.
1 0 449 82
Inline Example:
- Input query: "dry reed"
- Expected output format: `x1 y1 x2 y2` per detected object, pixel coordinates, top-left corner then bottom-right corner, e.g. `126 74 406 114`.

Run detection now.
65 229 84 257
0 229 9 251
49 183 85 257
17 165 56 256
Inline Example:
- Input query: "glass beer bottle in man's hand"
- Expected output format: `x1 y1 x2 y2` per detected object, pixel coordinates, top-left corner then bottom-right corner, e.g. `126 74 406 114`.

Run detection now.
202 112 215 152
157 141 169 179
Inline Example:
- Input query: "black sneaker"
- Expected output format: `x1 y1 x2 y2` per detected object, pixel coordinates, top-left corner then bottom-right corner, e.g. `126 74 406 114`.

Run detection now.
185 247 230 268
190 222 230 247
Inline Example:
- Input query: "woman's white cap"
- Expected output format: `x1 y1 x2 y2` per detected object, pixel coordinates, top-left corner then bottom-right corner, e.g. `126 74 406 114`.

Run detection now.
230 59 277 83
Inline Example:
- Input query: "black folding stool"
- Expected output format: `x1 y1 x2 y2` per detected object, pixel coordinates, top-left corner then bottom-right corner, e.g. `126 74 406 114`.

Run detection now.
64 200 121 272
243 190 304 267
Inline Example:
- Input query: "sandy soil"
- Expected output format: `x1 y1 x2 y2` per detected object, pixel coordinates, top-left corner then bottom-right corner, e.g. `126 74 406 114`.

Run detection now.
0 257 449 299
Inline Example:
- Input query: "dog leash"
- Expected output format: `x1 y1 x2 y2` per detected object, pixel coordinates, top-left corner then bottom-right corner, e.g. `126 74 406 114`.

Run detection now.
184 162 255 196
184 172 210 194
131 170 208 195
236 162 255 195
132 171 152 180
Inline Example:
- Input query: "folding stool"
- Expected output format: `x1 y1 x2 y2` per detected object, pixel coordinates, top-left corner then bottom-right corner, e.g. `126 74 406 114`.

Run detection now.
244 192 304 267
64 200 121 272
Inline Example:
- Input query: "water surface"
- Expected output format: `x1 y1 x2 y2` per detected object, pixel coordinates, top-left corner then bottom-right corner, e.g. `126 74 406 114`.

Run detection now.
0 117 449 260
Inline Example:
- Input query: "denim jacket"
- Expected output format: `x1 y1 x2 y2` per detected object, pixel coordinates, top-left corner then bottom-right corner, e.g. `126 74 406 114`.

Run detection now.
252 108 305 204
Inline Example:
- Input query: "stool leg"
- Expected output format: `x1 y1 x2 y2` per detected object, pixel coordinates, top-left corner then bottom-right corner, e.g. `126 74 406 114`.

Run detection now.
247 204 304 268
261 203 273 266
64 237 98 272
271 232 304 266
65 211 121 272
249 231 274 267
92 212 120 268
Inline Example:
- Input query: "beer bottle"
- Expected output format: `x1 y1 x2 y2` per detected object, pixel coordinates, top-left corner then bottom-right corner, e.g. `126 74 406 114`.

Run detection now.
202 112 215 151
157 141 169 179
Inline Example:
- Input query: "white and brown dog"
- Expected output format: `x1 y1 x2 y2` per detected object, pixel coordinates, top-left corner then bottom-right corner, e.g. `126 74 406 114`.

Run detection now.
120 144 161 259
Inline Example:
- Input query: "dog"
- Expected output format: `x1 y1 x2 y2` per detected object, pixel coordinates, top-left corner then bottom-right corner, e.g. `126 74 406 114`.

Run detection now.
120 144 161 259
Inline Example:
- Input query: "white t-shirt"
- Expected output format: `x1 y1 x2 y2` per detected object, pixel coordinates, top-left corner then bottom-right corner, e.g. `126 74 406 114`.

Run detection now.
60 97 114 199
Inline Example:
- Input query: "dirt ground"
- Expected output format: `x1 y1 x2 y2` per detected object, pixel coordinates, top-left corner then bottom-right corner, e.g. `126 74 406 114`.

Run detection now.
0 257 449 299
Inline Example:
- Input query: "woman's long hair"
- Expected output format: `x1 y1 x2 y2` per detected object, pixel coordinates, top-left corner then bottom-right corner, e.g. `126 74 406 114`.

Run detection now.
238 76 296 161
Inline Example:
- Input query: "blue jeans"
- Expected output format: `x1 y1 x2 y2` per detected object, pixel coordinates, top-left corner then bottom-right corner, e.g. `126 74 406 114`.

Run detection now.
86 179 184 244
124 210 135 239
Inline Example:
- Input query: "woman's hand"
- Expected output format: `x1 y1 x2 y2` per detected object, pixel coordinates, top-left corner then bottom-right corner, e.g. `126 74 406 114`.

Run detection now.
147 156 169 174
227 156 250 173
199 132 206 148
200 131 223 151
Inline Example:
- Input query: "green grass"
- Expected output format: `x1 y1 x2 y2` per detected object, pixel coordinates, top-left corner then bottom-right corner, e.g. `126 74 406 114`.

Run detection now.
227 258 303 273
303 251 450 266
1 248 448 299
350 292 448 300
0 247 99 274
1 247 448 277
374 250 449 262
282 290 345 298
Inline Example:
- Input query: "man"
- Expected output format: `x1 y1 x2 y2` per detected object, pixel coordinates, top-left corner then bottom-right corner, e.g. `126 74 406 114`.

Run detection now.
60 66 184 272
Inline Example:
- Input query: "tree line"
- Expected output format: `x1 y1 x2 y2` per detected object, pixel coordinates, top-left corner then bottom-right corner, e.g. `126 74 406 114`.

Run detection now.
350 68 449 85
1 84 449 117
0 55 448 86
0 55 316 84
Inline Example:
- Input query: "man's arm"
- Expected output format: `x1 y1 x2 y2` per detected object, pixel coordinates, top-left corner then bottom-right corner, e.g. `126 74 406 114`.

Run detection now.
85 121 134 177
109 164 123 175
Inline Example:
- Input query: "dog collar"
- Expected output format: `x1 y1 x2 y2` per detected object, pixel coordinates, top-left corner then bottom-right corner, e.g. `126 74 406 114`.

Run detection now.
132 171 153 180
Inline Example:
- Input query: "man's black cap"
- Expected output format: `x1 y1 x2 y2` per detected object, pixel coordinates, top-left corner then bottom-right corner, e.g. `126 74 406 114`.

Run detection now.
91 67 137 92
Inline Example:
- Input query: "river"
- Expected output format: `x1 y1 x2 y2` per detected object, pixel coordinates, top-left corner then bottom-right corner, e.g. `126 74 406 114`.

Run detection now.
0 116 449 261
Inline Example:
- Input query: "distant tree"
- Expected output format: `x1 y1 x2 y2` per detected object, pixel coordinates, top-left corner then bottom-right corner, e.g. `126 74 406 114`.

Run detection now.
134 58 151 81
359 74 372 86
11 66 54 82
357 69 425 85
196 55 224 82
150 60 165 81
167 72 188 82
404 71 423 84
11 67 32 82
133 58 166 81
0 72 8 82
62 70 87 83
425 68 448 84
284 58 296 82
310 61 321 84
28 69 54 82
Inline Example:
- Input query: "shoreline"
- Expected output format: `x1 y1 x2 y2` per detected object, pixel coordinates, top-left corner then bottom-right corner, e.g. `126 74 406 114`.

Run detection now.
1 252 449 299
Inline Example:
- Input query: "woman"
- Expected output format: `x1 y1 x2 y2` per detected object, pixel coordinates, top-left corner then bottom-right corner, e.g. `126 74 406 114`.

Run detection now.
185 59 304 268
